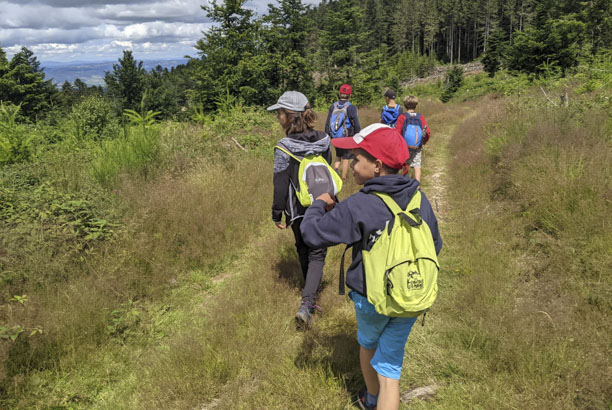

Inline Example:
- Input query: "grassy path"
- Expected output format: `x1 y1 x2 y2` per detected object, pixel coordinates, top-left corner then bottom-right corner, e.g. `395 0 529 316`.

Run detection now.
5 95 609 408
187 102 478 408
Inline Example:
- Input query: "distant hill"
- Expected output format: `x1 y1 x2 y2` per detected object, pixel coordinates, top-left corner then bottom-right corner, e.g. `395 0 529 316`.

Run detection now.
41 59 189 87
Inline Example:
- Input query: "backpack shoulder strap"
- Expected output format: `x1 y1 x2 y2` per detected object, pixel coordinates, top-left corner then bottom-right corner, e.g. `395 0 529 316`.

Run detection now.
338 244 352 295
373 191 422 227
275 145 302 163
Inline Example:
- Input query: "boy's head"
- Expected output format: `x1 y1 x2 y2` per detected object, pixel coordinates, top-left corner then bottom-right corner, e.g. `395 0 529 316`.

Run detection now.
339 83 352 100
403 95 418 110
331 124 409 184
384 88 396 102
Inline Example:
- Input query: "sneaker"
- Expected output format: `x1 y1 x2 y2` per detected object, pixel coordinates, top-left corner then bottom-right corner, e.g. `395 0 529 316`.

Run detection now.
357 386 377 410
295 301 321 328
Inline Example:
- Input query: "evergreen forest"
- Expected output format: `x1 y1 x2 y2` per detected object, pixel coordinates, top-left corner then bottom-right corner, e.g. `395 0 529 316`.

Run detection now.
0 0 611 408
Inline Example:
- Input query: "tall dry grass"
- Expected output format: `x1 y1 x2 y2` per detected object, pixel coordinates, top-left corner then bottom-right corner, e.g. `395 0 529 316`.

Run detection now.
1 138 275 407
426 95 612 409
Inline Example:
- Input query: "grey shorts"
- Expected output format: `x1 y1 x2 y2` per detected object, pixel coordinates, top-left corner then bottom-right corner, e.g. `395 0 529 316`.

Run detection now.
335 147 353 160
407 148 422 168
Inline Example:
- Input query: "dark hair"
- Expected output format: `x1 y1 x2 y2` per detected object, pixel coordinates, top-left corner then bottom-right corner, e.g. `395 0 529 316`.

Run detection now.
356 148 399 175
280 103 316 135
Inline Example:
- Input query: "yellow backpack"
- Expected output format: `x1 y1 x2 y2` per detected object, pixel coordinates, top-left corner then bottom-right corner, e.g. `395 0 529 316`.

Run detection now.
362 191 439 317
274 145 342 207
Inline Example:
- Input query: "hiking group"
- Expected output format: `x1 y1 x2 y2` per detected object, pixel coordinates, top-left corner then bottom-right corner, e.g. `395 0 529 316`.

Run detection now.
269 85 441 410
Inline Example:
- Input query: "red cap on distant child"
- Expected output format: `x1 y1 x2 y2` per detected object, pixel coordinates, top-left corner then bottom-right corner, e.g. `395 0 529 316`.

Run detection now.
339 84 352 95
331 124 409 169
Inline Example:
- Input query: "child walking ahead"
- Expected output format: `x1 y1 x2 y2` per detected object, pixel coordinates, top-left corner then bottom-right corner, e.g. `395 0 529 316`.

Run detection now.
268 91 332 327
394 95 430 183
300 124 442 409
380 88 403 127
325 83 361 181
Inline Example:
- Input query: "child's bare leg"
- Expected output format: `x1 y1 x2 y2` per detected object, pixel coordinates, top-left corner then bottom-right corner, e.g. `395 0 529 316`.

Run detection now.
377 373 400 410
341 158 350 180
359 346 379 395
413 166 422 183
333 160 341 171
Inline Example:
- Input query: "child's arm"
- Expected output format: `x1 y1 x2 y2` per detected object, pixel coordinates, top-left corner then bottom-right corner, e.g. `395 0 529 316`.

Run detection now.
300 198 362 249
349 105 361 134
394 113 405 131
324 105 333 136
420 114 431 144
419 192 443 254
272 149 290 227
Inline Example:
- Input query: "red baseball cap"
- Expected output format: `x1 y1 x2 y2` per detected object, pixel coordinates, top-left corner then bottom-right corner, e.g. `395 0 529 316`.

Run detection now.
331 124 409 169
339 84 352 95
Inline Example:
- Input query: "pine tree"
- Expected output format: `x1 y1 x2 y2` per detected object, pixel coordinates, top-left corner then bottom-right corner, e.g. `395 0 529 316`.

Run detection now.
262 0 314 99
104 50 146 112
0 47 57 121
321 0 366 78
191 0 262 109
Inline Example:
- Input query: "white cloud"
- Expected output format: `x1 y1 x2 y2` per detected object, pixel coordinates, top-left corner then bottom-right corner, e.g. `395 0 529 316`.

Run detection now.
0 0 213 61
0 0 320 62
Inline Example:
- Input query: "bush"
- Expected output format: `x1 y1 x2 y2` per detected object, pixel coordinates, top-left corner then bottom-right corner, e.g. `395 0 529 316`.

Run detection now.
90 126 161 185
0 103 32 164
70 95 121 141
440 65 464 102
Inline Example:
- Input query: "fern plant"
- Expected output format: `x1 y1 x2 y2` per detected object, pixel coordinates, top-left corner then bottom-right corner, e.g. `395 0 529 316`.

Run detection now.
122 91 161 136
0 102 33 164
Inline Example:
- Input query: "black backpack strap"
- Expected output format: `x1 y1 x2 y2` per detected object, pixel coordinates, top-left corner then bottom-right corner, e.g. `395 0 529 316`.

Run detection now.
338 244 353 295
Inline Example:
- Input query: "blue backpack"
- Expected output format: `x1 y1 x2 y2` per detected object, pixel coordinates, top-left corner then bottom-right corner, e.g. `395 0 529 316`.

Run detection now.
381 104 400 126
329 101 352 138
401 113 424 149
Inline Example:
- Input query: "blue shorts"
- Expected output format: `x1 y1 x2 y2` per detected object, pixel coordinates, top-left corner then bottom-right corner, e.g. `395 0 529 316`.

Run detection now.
350 291 417 380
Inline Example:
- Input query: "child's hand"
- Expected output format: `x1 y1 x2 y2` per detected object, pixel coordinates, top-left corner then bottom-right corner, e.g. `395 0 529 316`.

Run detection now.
316 193 336 211
275 222 286 229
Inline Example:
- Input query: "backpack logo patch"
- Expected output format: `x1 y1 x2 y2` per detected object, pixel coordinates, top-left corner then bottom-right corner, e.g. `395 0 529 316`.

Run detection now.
406 271 423 290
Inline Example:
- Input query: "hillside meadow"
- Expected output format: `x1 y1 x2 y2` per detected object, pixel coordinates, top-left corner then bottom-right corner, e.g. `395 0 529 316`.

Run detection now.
1 69 611 408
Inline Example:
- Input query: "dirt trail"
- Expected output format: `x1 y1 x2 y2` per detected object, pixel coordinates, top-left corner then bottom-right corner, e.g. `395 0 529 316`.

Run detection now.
197 102 477 408
421 103 475 223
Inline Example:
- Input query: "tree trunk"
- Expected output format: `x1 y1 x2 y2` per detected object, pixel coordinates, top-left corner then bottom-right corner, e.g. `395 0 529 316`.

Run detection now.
458 26 461 63
473 20 477 59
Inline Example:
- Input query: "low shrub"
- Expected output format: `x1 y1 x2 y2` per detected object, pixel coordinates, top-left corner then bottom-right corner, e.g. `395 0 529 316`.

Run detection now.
90 125 161 185
70 95 121 141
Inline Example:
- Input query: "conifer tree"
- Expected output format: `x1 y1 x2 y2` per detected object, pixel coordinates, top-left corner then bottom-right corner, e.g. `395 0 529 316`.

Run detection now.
321 0 366 79
263 0 314 99
104 50 146 112
0 47 57 121
191 0 262 109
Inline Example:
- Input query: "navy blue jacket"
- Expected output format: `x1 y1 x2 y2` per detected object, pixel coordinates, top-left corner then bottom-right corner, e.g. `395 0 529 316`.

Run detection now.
325 100 361 137
300 174 442 296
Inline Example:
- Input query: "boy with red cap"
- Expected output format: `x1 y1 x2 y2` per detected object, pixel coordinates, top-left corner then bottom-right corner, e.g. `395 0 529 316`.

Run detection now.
300 124 442 410
325 83 361 181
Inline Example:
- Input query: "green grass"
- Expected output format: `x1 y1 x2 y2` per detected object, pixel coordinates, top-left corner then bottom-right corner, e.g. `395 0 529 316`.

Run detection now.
1 75 610 409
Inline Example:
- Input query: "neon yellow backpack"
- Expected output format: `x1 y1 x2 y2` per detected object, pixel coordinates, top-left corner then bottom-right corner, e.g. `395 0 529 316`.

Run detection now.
274 145 343 207
362 191 439 317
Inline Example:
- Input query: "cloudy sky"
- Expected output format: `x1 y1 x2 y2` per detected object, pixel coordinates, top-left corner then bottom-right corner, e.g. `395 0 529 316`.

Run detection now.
0 0 319 63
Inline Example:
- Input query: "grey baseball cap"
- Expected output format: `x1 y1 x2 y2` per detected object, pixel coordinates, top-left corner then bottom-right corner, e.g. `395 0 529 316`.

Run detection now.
266 91 309 112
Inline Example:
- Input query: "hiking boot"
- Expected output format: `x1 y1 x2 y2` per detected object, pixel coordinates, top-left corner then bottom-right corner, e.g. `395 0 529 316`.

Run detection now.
295 301 321 328
357 386 377 410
